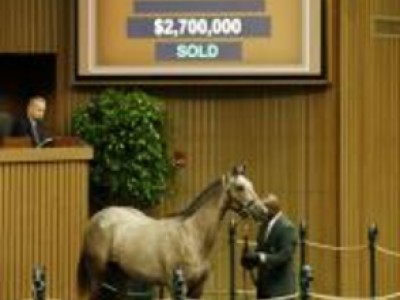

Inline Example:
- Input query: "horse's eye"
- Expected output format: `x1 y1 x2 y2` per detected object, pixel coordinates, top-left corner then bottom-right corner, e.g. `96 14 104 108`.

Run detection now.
235 185 245 192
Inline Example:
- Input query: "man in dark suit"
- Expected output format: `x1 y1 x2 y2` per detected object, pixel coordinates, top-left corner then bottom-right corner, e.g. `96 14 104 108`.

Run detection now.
241 194 297 299
12 95 50 146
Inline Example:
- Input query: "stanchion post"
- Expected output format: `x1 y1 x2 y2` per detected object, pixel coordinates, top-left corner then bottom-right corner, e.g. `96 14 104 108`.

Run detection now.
172 267 185 300
300 264 313 300
32 265 46 300
368 224 378 299
300 221 306 271
229 218 236 300
299 221 311 300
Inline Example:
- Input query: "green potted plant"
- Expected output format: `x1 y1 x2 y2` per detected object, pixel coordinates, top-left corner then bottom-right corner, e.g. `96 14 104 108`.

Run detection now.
72 88 174 212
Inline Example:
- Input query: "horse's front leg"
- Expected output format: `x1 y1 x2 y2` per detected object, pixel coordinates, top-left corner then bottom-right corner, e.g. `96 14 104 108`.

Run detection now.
186 270 209 299
158 285 165 299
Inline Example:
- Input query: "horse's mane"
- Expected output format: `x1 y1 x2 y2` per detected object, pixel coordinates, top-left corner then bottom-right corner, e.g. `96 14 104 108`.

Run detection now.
167 178 223 219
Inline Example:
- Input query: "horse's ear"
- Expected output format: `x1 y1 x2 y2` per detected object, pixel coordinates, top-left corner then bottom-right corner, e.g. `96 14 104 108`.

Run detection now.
232 164 246 176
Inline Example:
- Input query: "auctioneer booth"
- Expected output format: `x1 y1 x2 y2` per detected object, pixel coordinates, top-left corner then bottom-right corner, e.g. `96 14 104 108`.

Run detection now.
0 137 93 300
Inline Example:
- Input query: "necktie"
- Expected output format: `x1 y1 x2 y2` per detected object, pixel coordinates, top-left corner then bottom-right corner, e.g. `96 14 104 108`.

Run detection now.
31 121 40 145
264 220 274 241
257 220 269 244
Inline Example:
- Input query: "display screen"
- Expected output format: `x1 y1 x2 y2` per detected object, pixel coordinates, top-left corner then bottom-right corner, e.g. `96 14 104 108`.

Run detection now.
76 0 324 80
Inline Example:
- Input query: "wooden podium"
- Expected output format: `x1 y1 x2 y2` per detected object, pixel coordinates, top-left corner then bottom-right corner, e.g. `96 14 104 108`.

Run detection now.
0 137 93 300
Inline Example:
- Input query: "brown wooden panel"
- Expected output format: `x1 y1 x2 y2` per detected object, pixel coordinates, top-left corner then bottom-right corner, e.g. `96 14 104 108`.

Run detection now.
0 158 90 299
0 0 59 52
340 0 400 297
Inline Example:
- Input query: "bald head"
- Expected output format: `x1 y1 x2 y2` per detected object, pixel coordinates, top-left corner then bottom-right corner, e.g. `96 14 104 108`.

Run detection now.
27 96 47 121
262 193 281 216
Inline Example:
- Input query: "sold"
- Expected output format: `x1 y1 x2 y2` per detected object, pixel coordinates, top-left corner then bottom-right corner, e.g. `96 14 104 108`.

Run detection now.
176 43 219 59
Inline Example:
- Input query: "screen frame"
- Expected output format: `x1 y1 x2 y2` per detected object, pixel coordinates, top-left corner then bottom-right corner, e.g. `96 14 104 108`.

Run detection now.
72 0 328 85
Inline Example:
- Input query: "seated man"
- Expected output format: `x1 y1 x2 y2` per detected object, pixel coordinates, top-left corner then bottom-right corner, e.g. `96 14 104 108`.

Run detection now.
241 194 297 299
11 95 52 146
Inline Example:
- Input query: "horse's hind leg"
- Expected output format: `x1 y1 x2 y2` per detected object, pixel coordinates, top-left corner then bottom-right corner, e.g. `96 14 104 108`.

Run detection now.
100 263 130 300
85 255 109 300
88 272 106 300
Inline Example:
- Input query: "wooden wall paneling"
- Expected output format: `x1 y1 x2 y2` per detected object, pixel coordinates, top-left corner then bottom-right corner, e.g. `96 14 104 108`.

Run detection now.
306 88 339 295
0 0 58 52
341 0 400 297
340 0 368 296
0 155 90 299
371 4 400 293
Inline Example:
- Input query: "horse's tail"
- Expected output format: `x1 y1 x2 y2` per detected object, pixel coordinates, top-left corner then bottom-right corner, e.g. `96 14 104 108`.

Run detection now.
77 249 90 297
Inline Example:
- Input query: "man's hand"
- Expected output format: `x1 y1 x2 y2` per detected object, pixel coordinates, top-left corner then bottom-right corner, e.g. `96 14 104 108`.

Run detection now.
241 251 260 269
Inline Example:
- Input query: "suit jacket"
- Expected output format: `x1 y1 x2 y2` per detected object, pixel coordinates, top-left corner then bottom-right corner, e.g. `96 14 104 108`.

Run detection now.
255 214 297 299
11 116 48 146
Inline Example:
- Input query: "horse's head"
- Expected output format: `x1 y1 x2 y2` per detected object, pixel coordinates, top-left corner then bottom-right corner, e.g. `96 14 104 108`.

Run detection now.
224 164 268 221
